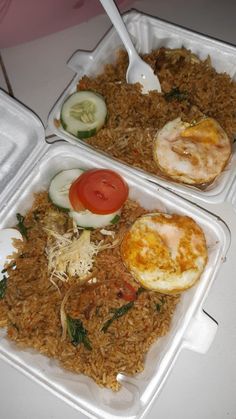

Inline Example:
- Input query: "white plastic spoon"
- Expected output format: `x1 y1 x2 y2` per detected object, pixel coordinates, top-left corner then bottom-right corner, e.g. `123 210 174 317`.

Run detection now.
99 0 161 93
0 228 22 281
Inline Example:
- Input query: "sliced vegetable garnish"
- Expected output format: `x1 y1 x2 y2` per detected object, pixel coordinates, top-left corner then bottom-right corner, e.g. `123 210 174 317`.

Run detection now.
69 169 129 215
48 169 84 211
60 91 107 139
48 168 125 229
69 209 121 229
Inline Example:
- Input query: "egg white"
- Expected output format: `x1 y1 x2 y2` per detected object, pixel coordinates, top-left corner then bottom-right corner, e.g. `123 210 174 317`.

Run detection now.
153 117 232 186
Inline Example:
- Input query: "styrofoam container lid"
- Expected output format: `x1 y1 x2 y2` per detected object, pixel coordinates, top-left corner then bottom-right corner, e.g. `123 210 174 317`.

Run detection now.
47 10 236 205
0 90 47 212
0 89 232 419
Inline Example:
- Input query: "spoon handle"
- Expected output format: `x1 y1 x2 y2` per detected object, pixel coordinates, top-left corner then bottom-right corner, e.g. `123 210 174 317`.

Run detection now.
99 0 136 59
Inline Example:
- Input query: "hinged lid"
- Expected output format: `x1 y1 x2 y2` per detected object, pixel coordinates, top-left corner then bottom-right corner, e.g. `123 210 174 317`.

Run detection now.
0 89 48 212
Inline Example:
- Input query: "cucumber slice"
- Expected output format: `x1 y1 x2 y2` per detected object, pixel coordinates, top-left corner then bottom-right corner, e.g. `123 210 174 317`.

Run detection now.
69 209 121 229
49 169 84 211
60 91 107 139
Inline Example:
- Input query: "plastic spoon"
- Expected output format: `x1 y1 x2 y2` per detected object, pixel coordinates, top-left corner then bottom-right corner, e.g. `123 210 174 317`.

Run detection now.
99 0 161 93
0 228 22 281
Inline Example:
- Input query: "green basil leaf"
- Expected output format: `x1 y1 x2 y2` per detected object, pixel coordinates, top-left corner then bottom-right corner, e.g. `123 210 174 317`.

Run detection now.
16 213 28 239
66 315 92 350
102 301 134 332
0 276 7 299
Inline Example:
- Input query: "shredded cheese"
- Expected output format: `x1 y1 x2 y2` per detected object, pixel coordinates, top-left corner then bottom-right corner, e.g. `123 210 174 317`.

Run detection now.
100 229 116 238
45 228 102 283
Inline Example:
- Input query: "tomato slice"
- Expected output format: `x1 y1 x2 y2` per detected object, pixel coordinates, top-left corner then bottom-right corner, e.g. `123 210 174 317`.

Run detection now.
69 169 129 214
118 281 137 301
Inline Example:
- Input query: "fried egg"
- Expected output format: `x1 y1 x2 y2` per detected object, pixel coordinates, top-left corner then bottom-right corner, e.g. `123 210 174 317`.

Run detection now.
153 117 232 186
120 213 208 294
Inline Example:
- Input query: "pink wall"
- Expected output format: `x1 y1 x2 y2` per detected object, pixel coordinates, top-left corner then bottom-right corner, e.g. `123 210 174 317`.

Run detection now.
0 0 134 48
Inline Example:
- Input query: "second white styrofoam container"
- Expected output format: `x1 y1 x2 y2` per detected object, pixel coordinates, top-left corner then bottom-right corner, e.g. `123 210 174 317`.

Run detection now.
47 9 236 205
227 175 236 213
0 90 231 419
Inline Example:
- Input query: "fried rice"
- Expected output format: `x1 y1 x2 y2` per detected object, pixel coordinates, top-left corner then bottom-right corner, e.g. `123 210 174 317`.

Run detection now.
74 48 236 184
0 193 179 390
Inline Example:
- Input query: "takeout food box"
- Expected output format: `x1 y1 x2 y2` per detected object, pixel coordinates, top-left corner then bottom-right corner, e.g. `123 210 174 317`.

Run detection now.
48 9 236 205
0 89 231 419
227 176 236 214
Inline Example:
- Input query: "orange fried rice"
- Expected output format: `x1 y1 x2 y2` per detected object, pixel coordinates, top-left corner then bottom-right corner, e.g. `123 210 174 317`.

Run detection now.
72 48 236 183
0 192 179 390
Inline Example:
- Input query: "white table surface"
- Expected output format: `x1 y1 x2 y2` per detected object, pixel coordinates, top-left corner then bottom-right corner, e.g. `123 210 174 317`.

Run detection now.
0 1 236 418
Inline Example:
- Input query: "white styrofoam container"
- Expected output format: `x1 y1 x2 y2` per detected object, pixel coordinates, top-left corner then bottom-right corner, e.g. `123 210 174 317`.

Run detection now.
227 175 236 213
47 9 236 205
0 89 231 419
